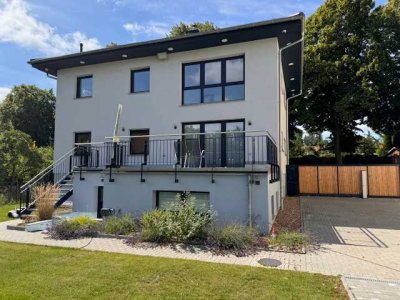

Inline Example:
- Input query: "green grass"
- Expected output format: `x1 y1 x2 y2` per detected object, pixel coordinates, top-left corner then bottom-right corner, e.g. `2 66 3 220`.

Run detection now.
0 203 18 222
0 242 347 299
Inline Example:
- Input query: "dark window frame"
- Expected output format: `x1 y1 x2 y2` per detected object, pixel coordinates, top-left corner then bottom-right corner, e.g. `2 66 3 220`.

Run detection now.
182 119 245 167
156 191 210 209
131 68 150 93
76 75 93 98
74 131 92 158
182 55 245 105
130 129 150 155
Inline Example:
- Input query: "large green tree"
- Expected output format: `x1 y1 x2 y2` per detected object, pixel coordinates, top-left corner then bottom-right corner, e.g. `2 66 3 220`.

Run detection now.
292 0 376 163
168 21 218 37
0 85 55 147
363 0 400 137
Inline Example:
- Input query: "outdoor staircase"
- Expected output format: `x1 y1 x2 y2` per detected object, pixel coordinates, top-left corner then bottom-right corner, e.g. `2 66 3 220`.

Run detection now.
15 147 79 218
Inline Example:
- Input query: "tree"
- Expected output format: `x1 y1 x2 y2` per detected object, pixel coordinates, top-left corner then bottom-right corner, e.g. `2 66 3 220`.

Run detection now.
168 21 218 37
289 132 306 158
363 0 400 136
0 85 55 147
106 42 118 47
355 133 380 155
0 129 51 199
291 0 376 164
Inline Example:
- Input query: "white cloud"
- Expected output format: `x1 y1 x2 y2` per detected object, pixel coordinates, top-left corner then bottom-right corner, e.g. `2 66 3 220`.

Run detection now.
0 0 101 56
123 21 170 40
0 87 11 103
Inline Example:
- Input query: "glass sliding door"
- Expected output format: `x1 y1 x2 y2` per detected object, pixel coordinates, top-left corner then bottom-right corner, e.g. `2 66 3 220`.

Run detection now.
225 122 245 167
204 123 221 167
182 124 201 167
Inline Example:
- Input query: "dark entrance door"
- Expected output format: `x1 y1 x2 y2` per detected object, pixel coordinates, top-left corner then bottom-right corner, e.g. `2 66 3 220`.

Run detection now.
97 186 104 218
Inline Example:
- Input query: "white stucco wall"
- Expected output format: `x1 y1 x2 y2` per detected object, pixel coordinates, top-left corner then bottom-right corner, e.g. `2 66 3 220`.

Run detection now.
54 38 280 160
72 170 272 233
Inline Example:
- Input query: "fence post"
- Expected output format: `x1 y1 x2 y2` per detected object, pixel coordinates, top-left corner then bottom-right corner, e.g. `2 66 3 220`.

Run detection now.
143 141 148 165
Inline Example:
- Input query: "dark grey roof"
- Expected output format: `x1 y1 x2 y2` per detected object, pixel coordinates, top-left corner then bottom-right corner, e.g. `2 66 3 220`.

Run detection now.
29 13 304 97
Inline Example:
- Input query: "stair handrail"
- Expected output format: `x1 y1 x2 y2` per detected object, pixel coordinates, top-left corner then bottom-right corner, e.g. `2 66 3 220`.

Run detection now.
20 147 77 193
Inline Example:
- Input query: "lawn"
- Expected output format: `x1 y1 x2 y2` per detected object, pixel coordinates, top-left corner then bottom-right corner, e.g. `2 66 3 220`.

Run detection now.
0 203 18 222
0 242 347 299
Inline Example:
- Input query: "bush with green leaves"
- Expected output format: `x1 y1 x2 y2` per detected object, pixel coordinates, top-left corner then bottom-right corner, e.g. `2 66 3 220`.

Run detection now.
49 216 98 240
141 192 214 243
101 214 136 235
207 223 257 254
272 231 309 250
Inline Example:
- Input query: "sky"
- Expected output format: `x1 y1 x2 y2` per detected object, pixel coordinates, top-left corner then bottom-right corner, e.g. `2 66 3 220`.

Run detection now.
0 0 386 137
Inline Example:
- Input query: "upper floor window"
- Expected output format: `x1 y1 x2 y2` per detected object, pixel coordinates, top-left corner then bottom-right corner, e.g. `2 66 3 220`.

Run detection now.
76 76 93 98
131 68 150 93
182 56 245 105
130 129 150 154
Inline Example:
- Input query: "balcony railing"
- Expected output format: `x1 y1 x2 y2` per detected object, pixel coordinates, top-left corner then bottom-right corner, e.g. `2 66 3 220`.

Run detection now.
75 130 279 173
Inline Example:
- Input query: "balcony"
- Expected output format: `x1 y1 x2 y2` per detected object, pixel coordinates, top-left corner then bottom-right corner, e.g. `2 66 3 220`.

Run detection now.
73 130 279 179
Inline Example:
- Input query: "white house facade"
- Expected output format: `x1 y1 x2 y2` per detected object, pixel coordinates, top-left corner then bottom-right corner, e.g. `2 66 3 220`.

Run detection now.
26 14 304 233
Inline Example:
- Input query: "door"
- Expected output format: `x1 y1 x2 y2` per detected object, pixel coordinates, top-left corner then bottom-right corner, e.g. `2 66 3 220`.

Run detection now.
97 186 103 218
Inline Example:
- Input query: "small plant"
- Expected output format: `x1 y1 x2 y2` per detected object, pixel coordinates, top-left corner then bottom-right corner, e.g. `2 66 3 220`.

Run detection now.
32 184 59 220
102 215 136 235
49 216 98 240
207 223 257 255
141 192 214 243
272 231 309 251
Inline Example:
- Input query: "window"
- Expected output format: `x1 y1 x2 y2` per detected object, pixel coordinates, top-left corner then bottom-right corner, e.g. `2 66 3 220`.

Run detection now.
77 76 93 98
182 56 245 105
131 68 150 93
157 191 210 212
74 132 91 157
182 120 244 167
130 129 149 154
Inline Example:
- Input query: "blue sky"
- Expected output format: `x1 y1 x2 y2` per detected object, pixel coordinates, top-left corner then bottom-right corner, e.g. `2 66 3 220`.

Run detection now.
0 0 386 136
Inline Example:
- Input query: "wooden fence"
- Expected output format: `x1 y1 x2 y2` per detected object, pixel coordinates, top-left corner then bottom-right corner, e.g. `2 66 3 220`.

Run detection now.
298 165 400 197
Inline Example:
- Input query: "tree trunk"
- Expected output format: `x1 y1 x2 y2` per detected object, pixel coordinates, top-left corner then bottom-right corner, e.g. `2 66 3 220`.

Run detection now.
334 126 342 165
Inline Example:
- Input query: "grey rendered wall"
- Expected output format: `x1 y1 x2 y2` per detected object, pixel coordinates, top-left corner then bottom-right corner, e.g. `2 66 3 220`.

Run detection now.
73 171 271 233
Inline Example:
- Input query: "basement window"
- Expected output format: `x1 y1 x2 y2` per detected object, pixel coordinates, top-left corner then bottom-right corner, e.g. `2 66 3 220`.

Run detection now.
156 191 210 212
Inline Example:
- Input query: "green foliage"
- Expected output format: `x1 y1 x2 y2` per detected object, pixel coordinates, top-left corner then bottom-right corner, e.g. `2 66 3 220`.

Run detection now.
102 215 136 235
168 21 218 37
0 85 55 147
207 224 257 254
49 216 98 240
292 0 377 163
0 129 48 187
363 0 400 136
355 133 380 155
141 193 214 243
272 231 309 251
289 132 306 158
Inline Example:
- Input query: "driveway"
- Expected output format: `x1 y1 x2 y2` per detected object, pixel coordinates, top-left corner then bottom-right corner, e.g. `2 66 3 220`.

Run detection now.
302 197 400 298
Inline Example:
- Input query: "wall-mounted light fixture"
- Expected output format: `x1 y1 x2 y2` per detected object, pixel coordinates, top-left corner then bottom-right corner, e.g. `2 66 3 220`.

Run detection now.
248 121 252 126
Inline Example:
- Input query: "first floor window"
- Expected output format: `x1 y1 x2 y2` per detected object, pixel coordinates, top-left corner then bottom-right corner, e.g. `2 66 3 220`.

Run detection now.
130 129 149 154
156 191 210 212
131 68 150 93
77 75 93 98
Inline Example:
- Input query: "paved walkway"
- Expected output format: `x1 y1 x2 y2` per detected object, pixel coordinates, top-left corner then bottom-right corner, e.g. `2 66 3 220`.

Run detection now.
1 197 400 283
342 276 400 300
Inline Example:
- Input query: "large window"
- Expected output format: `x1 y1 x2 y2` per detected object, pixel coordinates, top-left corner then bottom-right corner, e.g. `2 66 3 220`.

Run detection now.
182 56 245 105
130 129 149 154
182 120 244 167
156 191 210 212
76 76 93 98
131 68 150 93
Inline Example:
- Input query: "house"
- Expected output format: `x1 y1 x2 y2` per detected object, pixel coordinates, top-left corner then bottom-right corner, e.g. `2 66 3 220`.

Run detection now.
25 13 304 233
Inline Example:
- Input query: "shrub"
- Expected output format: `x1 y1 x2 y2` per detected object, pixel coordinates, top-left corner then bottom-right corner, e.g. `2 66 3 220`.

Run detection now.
49 216 98 240
102 215 136 235
272 231 309 250
33 184 59 220
141 192 214 243
207 224 257 254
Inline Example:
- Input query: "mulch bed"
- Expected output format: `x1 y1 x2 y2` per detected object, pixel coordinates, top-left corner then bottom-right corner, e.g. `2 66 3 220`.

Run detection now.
271 197 302 234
